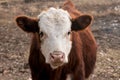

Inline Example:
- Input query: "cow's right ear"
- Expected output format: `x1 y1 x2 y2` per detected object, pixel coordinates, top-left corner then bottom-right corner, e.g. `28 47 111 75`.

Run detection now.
71 15 92 31
16 16 39 33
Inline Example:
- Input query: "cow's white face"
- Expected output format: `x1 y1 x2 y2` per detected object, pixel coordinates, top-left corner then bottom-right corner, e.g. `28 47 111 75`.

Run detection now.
38 8 72 69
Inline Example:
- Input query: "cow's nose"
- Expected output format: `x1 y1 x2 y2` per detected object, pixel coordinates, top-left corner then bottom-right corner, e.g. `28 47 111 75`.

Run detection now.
50 51 64 62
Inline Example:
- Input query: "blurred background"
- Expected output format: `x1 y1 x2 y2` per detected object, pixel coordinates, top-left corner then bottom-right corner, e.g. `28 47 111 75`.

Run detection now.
0 0 120 80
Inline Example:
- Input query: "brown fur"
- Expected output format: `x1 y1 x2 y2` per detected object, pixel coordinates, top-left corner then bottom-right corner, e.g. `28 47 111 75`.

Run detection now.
15 0 97 80
62 0 82 19
62 0 97 78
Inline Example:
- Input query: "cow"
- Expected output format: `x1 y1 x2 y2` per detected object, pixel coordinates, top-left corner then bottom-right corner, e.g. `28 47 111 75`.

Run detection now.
15 0 97 80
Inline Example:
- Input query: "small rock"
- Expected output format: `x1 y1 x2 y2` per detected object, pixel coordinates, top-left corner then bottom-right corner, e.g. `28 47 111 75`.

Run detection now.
3 70 9 74
0 68 4 73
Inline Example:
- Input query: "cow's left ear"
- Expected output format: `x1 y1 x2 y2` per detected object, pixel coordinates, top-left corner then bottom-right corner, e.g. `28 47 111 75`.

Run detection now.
71 15 92 31
16 15 39 33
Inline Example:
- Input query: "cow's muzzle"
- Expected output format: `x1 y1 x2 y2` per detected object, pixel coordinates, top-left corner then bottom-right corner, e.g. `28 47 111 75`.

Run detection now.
50 51 65 67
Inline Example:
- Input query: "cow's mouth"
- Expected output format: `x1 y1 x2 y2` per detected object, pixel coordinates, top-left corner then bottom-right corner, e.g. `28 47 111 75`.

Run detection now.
50 61 64 69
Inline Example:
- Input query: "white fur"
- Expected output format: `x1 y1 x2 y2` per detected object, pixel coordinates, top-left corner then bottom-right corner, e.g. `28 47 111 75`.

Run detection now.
38 7 72 69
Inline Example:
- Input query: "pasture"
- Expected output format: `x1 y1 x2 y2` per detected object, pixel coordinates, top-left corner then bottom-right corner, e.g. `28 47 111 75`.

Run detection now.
0 0 120 80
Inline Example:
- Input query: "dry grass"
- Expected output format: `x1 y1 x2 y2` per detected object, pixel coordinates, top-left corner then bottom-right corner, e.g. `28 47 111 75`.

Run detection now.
0 0 120 80
73 0 120 5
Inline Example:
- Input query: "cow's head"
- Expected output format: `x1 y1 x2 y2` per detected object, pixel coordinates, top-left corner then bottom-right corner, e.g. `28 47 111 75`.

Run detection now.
16 7 92 69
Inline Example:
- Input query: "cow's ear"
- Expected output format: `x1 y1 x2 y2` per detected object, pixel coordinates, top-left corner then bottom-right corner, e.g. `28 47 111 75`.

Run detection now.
71 15 92 31
16 15 39 33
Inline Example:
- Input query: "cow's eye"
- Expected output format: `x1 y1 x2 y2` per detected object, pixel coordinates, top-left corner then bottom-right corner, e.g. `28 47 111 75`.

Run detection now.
39 31 44 38
67 31 71 35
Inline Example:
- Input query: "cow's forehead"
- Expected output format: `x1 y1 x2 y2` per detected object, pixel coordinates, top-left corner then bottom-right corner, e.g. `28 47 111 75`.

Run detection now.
38 7 71 34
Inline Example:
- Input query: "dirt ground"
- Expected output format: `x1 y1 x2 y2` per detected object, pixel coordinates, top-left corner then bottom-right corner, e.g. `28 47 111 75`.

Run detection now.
0 0 120 80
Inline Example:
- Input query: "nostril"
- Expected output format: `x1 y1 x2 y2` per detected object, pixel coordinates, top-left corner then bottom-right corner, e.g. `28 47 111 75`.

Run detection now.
59 54 64 58
50 53 55 59
61 55 64 58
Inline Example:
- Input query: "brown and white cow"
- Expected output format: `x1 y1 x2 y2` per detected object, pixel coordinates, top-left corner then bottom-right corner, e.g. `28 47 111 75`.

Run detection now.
15 0 97 80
